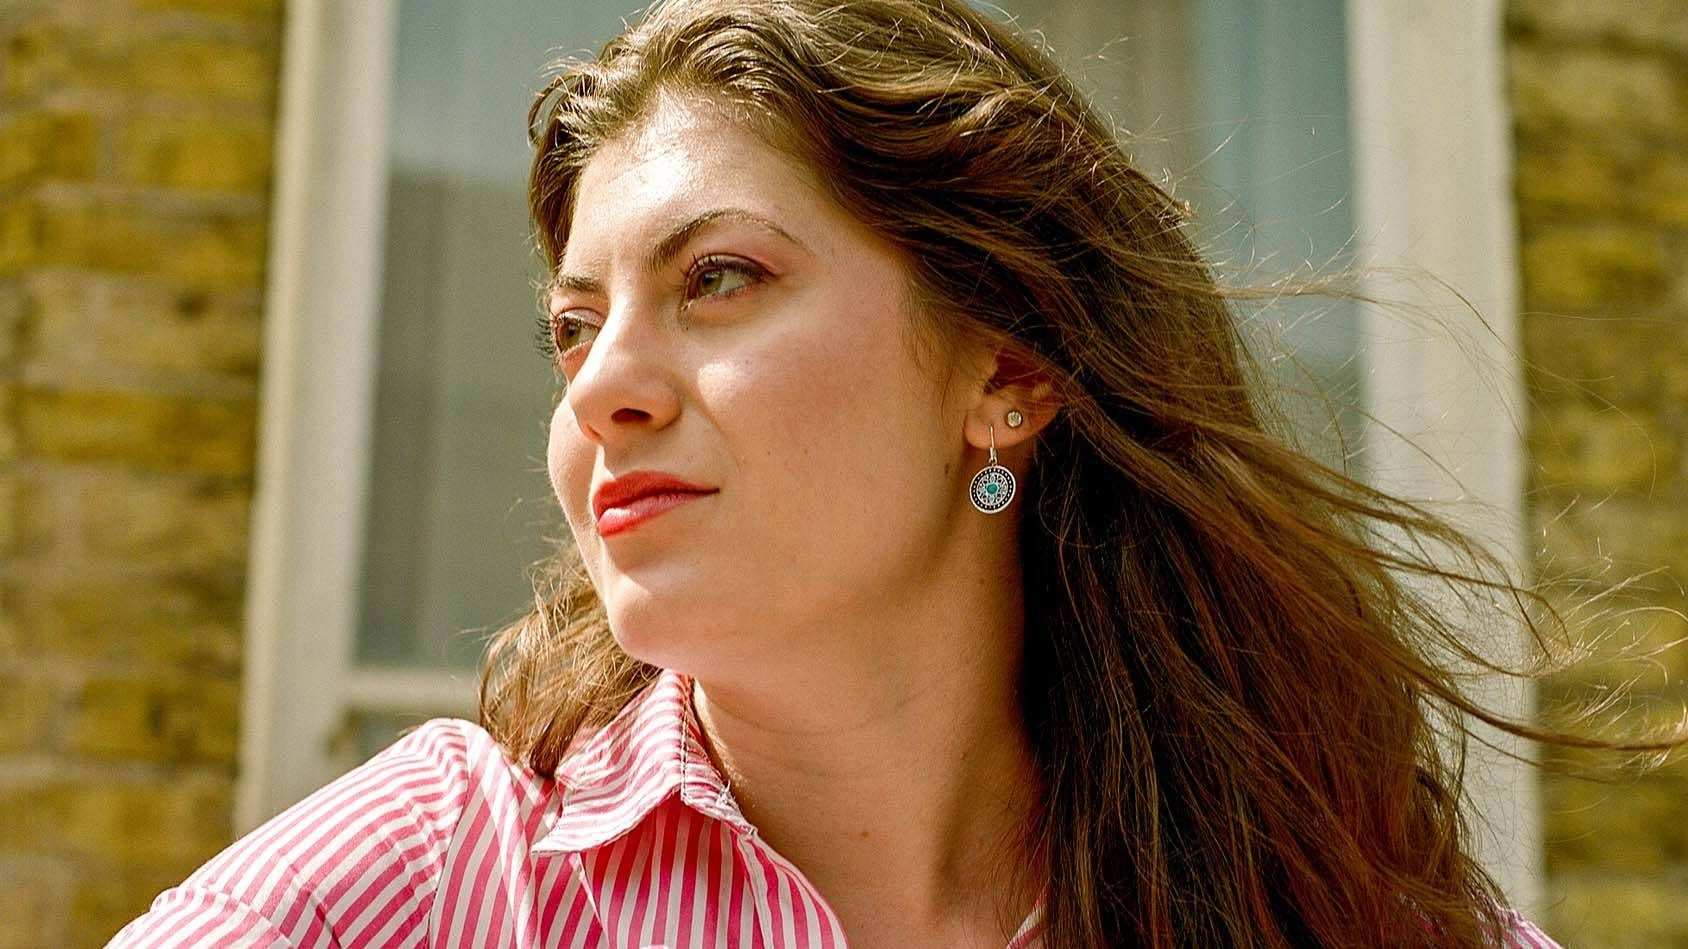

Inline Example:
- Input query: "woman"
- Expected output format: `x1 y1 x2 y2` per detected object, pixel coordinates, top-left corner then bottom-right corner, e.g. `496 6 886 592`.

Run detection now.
112 0 1640 945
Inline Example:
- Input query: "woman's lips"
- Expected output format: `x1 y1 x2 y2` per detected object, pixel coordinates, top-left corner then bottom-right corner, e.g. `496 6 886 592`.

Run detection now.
596 491 712 537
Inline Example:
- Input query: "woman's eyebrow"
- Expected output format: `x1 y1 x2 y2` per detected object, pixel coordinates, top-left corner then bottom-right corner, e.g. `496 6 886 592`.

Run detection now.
554 207 810 297
646 207 810 274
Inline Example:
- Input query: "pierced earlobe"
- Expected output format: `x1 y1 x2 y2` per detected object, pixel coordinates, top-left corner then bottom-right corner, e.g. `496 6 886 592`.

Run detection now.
969 424 1017 514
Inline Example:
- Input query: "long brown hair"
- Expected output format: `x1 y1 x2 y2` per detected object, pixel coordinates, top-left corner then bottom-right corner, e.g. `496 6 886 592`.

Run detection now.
483 0 1681 944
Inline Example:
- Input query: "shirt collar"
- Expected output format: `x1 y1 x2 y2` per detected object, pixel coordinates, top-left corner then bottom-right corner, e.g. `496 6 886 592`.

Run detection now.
531 669 753 855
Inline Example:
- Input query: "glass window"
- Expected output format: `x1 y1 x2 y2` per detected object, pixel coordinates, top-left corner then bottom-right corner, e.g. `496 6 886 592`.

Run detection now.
988 0 1363 472
355 0 647 675
353 0 1360 698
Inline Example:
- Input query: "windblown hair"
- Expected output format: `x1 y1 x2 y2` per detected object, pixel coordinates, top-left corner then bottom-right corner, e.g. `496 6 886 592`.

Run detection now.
483 0 1677 945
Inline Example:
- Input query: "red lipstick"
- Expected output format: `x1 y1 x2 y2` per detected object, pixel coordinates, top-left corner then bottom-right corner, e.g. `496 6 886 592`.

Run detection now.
592 471 717 537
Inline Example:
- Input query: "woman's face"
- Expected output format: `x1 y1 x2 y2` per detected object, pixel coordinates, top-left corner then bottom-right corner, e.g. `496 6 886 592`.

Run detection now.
544 93 987 676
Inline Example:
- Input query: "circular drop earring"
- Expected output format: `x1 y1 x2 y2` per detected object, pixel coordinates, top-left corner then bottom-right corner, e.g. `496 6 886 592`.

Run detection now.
969 422 1017 514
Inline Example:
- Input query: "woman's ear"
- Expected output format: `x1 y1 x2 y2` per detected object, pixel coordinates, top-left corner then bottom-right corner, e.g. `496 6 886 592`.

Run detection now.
965 344 1059 453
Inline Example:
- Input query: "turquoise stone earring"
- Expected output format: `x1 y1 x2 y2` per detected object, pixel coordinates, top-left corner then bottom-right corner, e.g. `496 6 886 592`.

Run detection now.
969 422 1017 514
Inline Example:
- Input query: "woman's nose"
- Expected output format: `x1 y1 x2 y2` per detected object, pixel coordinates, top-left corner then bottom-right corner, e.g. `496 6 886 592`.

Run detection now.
563 305 682 446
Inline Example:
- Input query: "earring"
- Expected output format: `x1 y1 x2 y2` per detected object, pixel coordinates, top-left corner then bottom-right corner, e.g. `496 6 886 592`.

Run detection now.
969 423 1017 514
1006 409 1024 428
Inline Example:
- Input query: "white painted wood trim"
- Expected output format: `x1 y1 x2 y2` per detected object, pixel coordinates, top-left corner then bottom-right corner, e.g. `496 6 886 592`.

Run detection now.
1346 0 1537 914
238 0 398 832
241 3 1538 909
343 667 479 717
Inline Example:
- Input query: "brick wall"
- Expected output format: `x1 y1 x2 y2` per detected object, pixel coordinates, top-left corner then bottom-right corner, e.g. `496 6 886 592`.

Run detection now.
1507 1 1688 945
0 0 281 944
1 0 1684 944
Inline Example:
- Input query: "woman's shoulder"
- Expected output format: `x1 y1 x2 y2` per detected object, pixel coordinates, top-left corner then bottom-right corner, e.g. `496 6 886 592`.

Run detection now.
243 716 543 838
363 716 560 828
1496 905 1564 948
355 715 533 796
106 718 557 947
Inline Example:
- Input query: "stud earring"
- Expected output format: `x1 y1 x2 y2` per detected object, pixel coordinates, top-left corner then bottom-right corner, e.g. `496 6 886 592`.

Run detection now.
1006 409 1024 428
969 424 1016 514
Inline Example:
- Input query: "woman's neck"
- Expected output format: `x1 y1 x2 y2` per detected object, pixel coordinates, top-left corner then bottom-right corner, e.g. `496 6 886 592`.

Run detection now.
690 603 1043 946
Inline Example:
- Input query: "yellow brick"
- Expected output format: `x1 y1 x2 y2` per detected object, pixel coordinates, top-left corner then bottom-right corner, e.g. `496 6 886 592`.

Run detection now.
0 674 55 754
129 0 284 21
1509 46 1686 140
69 673 241 766
0 115 44 189
1509 0 1688 55
18 386 257 475
0 384 14 465
78 474 252 568
0 777 232 866
1529 401 1678 495
118 114 274 192
1524 314 1688 410
0 617 19 664
1636 150 1688 227
1530 495 1688 589
1545 763 1688 874
28 274 262 378
67 865 189 948
1516 140 1688 229
1519 224 1670 312
1543 601 1688 693
34 198 268 286
7 474 49 556
43 112 98 180
3 572 243 672
1514 45 1688 938
0 872 60 949
1514 144 1628 217
0 201 39 277
13 469 253 571
0 282 21 369
1 20 68 101
1542 740 1688 784
127 36 279 104
10 21 280 104
0 473 15 555
1544 873 1688 948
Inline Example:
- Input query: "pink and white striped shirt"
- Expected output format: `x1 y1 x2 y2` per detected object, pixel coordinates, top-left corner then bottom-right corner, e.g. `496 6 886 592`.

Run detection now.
108 670 1037 948
109 670 1561 948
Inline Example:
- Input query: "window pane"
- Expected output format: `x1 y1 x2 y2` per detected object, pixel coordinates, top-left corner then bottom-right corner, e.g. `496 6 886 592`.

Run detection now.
987 0 1363 472
357 0 1361 672
1187 0 1361 472
356 0 646 669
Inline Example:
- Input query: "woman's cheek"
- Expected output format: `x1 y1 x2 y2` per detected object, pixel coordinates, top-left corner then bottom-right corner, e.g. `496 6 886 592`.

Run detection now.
547 401 591 535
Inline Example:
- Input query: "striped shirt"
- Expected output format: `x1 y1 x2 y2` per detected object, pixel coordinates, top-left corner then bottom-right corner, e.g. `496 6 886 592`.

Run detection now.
109 670 1561 948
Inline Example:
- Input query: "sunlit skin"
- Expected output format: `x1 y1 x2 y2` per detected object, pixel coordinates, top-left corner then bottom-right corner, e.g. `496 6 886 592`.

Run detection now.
544 91 1057 947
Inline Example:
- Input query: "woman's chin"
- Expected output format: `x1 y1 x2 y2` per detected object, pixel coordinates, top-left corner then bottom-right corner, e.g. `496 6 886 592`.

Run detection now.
603 588 735 670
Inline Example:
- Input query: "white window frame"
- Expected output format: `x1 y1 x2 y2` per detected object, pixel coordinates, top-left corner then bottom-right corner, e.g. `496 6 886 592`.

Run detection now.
241 0 1535 916
238 0 431 827
1346 0 1534 912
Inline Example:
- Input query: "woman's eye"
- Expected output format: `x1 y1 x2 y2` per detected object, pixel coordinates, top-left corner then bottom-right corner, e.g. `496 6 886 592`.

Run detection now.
554 313 600 353
686 256 762 301
534 311 599 362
